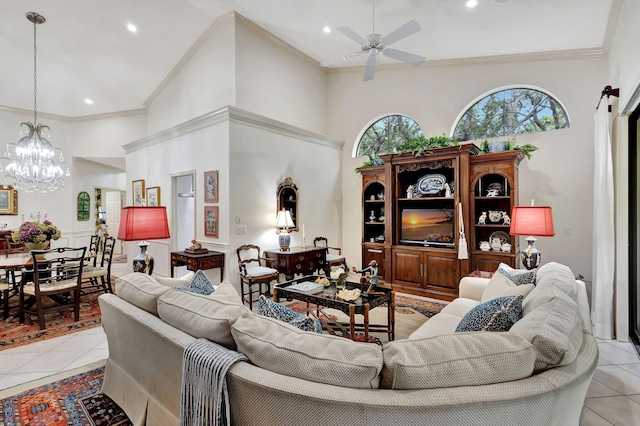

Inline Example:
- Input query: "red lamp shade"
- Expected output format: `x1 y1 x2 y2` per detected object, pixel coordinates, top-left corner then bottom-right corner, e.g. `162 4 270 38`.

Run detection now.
118 206 170 241
509 206 555 237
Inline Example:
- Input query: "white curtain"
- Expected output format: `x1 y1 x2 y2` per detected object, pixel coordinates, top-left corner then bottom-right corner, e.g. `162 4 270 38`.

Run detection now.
591 100 615 339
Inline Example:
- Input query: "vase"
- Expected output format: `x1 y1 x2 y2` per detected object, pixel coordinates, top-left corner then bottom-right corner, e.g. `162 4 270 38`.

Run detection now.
25 242 48 250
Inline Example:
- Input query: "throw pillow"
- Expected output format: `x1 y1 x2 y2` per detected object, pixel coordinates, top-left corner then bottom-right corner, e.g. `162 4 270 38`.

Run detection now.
496 263 536 286
258 295 322 333
174 269 215 295
481 272 535 303
455 295 524 333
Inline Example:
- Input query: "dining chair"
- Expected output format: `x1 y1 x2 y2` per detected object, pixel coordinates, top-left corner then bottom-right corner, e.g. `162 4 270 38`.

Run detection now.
88 234 101 267
0 270 17 319
237 244 280 310
313 237 347 271
18 246 87 330
82 236 115 294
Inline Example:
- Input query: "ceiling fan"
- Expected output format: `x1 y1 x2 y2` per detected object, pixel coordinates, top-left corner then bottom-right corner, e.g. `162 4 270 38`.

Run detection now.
320 2 426 81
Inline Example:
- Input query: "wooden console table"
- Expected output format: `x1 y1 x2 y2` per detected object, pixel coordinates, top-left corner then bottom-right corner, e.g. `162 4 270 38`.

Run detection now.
264 246 328 280
170 250 225 280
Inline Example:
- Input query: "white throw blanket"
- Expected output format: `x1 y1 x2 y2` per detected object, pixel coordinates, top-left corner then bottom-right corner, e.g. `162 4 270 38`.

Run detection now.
179 339 248 426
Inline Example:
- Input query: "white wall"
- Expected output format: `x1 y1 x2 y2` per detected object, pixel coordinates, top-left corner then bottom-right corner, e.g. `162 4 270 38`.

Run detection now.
235 17 328 135
228 115 343 288
146 15 237 135
328 57 608 275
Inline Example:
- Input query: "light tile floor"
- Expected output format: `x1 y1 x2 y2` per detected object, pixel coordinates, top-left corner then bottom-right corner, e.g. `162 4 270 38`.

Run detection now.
0 263 639 425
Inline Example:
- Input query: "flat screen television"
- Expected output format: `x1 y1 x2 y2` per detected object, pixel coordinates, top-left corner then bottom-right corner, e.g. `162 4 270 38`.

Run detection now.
400 208 455 248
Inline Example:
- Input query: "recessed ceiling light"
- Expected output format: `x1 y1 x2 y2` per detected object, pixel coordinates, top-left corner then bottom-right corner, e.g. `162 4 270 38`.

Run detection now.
127 23 137 33
466 0 478 7
323 26 331 34
84 98 93 105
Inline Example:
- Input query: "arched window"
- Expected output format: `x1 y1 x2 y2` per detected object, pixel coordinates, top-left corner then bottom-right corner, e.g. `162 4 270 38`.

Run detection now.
356 115 423 158
452 87 570 142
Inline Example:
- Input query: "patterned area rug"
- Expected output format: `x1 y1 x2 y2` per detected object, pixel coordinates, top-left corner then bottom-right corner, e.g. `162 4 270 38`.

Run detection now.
0 289 105 351
0 367 131 426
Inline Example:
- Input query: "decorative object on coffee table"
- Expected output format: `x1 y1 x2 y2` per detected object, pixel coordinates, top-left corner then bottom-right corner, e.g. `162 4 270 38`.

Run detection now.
117 206 170 274
509 201 555 270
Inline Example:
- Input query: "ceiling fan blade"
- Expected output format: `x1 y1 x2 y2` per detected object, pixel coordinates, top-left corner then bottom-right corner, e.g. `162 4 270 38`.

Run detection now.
380 20 422 46
336 26 369 46
363 51 378 81
383 48 426 65
320 50 365 68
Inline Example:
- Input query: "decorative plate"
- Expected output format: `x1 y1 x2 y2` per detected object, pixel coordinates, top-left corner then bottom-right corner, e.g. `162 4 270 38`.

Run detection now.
416 174 447 195
489 231 510 245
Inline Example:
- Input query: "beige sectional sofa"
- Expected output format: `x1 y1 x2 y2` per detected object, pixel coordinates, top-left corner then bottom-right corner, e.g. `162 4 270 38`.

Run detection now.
99 262 597 426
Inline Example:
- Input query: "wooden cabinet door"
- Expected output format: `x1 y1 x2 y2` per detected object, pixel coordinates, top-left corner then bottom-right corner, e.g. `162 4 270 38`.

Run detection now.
424 251 459 291
392 249 423 288
363 245 385 279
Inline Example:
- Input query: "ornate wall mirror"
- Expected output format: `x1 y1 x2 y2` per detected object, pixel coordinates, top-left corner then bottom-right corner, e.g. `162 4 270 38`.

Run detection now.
277 177 299 231
77 191 90 221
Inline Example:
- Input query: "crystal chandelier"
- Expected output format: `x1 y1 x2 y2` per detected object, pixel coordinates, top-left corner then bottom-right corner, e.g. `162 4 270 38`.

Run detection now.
0 12 69 193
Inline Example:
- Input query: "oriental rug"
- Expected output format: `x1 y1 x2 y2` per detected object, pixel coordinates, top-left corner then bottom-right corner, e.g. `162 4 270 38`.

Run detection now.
0 367 131 426
0 290 104 351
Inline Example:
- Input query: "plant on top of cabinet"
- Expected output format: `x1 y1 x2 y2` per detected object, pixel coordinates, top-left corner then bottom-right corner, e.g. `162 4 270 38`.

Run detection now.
396 134 459 157
478 138 538 159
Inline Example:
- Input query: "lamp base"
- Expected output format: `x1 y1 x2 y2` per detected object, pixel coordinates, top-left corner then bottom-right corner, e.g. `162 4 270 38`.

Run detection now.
278 231 291 251
133 241 154 275
520 236 541 270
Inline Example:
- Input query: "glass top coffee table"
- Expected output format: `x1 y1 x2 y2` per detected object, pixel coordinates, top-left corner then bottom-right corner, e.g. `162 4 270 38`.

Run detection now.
274 275 395 342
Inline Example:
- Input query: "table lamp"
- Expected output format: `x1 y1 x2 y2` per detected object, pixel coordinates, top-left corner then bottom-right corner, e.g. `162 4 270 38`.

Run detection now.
118 206 170 274
275 209 294 251
509 202 555 270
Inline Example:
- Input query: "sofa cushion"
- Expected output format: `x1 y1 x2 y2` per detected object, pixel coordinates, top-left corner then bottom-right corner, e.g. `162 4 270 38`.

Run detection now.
115 272 171 316
381 332 536 389
455 295 524 332
157 280 249 350
174 269 215 295
496 264 536 286
533 262 578 301
257 295 321 333
231 312 383 389
440 297 480 318
481 272 535 304
510 288 583 373
154 271 195 288
408 312 465 339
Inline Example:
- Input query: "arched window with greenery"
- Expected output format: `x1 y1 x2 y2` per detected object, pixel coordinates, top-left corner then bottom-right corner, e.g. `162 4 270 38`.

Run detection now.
453 87 570 142
356 115 423 159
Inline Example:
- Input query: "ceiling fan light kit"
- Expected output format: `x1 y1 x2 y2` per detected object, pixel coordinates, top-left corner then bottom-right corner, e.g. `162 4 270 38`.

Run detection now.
321 2 426 81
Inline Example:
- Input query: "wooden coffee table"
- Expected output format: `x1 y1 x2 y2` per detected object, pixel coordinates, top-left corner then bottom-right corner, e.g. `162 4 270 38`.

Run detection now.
274 275 395 342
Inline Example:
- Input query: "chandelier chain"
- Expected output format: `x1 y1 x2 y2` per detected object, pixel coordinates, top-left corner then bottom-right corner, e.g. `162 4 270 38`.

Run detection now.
33 16 37 125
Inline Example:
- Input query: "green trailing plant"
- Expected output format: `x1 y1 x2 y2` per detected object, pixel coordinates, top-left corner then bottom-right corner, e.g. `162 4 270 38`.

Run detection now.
355 153 380 173
478 138 538 160
396 134 459 157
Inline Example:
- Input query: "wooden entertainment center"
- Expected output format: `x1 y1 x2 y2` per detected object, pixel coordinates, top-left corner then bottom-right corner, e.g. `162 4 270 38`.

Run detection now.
359 145 524 301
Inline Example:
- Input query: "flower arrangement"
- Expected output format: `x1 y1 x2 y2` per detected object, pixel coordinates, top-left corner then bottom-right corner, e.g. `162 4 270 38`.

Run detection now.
12 220 61 244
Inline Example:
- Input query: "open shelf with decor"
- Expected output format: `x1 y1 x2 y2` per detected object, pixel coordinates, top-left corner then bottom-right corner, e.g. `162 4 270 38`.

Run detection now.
469 151 524 272
359 165 387 280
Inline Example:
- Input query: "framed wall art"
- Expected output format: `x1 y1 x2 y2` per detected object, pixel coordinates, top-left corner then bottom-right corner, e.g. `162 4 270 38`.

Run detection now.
132 179 145 206
0 186 18 215
204 170 218 203
204 206 218 238
146 186 161 206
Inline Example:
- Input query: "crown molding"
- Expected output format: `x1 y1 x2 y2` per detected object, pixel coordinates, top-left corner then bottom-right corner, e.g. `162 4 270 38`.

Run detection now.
123 105 343 153
0 105 146 123
324 47 607 76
